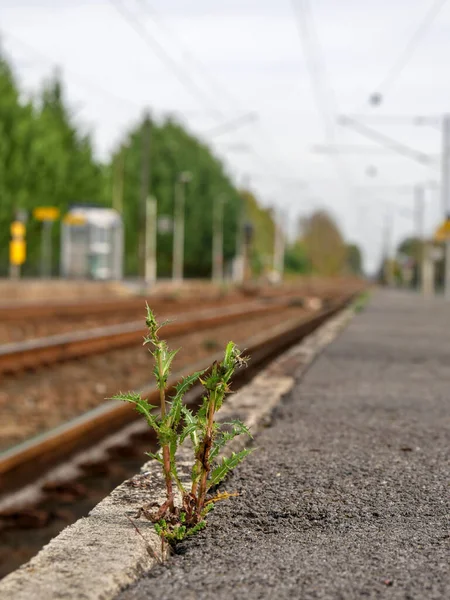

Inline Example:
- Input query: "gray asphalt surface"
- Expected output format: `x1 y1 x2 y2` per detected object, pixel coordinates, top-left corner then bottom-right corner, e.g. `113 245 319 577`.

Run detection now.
117 291 450 600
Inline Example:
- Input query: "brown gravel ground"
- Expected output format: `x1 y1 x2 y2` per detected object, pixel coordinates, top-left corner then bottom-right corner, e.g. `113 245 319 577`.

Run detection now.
0 306 307 451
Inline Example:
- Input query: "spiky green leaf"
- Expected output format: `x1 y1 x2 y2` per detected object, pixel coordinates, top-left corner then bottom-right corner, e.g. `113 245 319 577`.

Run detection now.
172 370 204 402
113 392 159 429
208 449 253 489
179 406 198 445
145 451 164 464
210 427 240 462
221 420 253 439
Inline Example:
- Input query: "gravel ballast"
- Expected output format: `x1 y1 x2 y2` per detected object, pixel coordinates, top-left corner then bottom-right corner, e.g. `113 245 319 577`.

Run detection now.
118 290 450 600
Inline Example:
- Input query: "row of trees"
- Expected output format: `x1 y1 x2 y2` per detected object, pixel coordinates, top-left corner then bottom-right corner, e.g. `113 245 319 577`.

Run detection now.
109 118 243 277
0 51 363 279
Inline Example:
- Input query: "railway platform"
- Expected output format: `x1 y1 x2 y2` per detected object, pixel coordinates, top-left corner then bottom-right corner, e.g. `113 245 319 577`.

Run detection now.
117 290 450 600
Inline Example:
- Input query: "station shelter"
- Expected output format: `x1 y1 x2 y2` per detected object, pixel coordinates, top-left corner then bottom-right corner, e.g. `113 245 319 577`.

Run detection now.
61 205 123 280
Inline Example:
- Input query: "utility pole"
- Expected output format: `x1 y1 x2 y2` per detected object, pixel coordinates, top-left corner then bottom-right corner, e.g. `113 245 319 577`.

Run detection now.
172 172 191 282
112 145 125 215
234 175 250 283
441 114 450 298
145 196 157 285
414 184 425 292
9 211 27 279
40 220 53 278
382 213 394 287
139 114 151 278
212 194 225 283
242 222 254 283
234 200 244 283
273 210 285 283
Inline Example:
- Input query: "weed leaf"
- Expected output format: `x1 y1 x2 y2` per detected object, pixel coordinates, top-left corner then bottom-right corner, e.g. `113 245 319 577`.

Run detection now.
208 449 253 489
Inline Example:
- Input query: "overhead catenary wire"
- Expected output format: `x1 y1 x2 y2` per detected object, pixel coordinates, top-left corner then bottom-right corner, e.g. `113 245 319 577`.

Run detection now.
367 0 449 103
289 0 355 190
290 0 338 143
6 2 304 193
290 0 392 268
136 0 244 112
3 31 255 120
111 0 294 185
108 0 226 119
135 0 297 180
2 32 143 111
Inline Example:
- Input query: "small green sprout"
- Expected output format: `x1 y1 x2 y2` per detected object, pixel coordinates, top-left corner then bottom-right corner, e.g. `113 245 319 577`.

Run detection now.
112 305 252 543
353 291 371 313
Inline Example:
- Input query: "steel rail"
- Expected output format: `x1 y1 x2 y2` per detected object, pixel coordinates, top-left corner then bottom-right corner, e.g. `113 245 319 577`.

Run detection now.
0 296 155 321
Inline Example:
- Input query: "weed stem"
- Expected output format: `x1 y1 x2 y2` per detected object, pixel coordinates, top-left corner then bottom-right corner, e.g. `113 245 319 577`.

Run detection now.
157 349 174 511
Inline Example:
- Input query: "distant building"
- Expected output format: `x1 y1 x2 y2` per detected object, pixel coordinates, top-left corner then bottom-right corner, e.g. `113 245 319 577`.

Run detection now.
61 205 123 280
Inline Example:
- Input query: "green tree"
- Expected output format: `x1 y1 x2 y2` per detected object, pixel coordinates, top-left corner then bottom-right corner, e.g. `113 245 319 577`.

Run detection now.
114 117 241 277
345 243 363 275
300 210 347 276
0 61 104 275
240 190 275 276
24 72 104 274
284 241 310 274
396 236 424 287
0 53 35 274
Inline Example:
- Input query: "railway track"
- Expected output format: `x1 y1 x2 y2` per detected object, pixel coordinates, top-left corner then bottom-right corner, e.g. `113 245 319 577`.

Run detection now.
0 284 307 323
0 295 172 322
0 297 309 376
0 294 261 345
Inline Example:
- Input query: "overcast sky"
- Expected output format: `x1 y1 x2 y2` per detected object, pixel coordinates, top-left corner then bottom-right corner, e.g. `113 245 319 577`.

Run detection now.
1 0 449 272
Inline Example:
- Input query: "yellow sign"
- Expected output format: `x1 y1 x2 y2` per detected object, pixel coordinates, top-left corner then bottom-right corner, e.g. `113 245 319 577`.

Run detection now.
10 221 25 238
9 240 26 265
63 213 86 226
434 219 450 242
33 207 60 221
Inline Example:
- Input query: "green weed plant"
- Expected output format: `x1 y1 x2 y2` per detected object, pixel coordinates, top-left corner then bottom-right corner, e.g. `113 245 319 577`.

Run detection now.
353 290 371 313
113 305 252 543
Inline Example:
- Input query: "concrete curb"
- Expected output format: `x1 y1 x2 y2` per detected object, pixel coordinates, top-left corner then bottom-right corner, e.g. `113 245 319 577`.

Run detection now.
0 307 354 600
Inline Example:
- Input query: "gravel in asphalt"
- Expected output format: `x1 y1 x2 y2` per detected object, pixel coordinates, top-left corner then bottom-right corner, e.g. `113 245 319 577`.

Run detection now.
116 291 450 600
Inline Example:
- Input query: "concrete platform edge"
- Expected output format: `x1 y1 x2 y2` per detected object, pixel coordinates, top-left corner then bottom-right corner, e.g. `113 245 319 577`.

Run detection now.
0 306 355 600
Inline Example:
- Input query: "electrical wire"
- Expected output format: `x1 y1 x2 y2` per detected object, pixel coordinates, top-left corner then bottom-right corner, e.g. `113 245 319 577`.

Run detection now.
289 0 391 272
4 32 223 119
290 0 337 143
6 3 302 188
3 32 142 111
137 0 243 112
135 0 296 179
368 0 449 103
112 1 296 181
108 0 225 118
290 0 355 192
